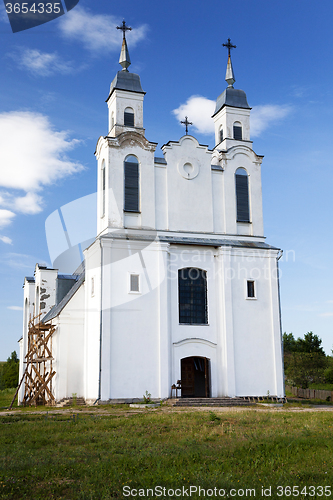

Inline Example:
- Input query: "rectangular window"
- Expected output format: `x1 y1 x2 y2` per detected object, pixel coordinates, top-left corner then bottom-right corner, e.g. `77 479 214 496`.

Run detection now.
178 268 208 325
91 276 95 297
247 280 255 299
130 274 140 293
233 125 242 140
124 112 134 127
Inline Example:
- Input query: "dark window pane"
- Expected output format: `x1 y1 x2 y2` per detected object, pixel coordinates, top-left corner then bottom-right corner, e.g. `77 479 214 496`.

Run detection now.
124 161 139 212
130 274 139 292
235 173 250 222
233 125 242 140
124 112 134 127
178 268 208 325
247 280 255 298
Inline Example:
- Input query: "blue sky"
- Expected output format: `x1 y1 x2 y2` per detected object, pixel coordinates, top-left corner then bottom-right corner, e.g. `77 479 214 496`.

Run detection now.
0 0 333 359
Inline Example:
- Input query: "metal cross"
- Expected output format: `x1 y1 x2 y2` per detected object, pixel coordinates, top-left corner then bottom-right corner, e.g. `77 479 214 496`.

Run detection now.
117 20 132 40
181 116 193 135
223 38 236 56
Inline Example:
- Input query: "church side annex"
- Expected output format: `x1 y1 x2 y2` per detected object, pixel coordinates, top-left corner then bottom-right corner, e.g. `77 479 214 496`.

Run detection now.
18 27 284 405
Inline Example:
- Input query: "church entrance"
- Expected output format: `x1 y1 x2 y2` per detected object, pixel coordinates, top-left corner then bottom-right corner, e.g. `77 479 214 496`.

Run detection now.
181 357 210 398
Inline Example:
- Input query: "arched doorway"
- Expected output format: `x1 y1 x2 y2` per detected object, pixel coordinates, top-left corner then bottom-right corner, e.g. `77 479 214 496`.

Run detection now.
181 357 210 398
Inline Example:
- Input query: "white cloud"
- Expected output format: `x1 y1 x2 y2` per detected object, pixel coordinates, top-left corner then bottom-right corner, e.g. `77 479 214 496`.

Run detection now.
0 236 12 245
319 312 333 317
59 7 147 52
251 105 292 137
173 96 292 138
0 210 15 228
10 48 74 77
0 111 83 230
7 306 23 311
0 111 82 192
173 96 215 135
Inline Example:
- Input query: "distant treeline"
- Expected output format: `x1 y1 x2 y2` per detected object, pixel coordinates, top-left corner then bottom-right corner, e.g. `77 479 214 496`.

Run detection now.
283 332 333 389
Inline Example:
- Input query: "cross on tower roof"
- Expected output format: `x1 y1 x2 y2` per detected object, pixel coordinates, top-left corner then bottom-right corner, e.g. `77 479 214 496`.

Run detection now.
223 38 236 56
181 116 193 135
117 20 132 40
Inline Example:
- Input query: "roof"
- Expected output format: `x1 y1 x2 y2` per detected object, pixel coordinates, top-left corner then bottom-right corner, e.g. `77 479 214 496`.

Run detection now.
42 271 85 324
107 71 145 101
213 87 250 117
25 276 35 283
158 235 279 251
154 157 167 165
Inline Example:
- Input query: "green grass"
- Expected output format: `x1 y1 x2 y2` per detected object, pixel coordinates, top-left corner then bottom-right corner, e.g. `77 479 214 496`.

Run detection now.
0 408 333 499
0 388 17 409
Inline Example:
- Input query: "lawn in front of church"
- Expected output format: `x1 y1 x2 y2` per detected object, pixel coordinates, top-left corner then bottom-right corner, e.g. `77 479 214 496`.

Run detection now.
0 403 332 499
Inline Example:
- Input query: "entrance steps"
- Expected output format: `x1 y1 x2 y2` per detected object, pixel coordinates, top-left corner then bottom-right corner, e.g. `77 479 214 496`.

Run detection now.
56 397 86 407
173 397 258 407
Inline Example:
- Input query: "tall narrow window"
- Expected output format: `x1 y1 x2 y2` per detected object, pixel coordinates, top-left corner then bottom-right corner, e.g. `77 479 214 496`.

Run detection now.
247 280 255 298
124 155 139 212
124 107 134 127
219 127 223 143
178 268 208 325
101 160 106 217
233 122 242 140
235 167 250 222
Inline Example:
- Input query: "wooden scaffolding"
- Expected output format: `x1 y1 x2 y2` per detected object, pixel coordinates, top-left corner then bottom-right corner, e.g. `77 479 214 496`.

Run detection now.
22 314 56 406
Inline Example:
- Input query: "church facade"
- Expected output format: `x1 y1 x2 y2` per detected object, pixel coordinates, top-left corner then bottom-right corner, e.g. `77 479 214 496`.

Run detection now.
19 33 284 404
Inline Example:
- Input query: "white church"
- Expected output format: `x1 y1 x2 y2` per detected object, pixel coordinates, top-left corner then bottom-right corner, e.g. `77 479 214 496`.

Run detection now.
19 29 284 405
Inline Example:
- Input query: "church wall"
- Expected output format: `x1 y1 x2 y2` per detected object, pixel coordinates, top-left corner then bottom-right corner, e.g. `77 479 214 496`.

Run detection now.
34 266 58 318
211 170 225 233
97 140 156 234
154 163 168 230
169 245 219 396
227 249 284 397
99 238 163 399
107 89 144 136
18 280 35 404
84 240 102 402
162 137 214 233
223 149 264 237
52 283 85 401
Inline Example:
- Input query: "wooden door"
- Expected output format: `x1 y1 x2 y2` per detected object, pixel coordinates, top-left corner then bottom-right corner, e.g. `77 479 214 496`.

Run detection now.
181 358 195 397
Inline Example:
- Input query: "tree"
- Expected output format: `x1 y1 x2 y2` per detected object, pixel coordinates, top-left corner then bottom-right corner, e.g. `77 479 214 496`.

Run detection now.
0 351 19 389
283 332 327 388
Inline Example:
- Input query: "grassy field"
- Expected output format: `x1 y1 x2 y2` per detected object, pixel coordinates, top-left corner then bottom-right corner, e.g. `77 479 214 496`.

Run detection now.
1 403 333 499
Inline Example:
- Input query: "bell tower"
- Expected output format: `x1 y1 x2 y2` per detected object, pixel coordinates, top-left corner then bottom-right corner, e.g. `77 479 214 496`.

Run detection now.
212 39 252 150
106 20 146 137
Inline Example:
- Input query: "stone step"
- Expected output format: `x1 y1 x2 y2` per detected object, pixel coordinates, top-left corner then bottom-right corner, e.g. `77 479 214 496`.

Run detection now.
57 397 86 407
173 397 257 407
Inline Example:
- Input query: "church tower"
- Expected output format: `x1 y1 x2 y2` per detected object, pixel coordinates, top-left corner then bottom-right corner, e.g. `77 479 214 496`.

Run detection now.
96 21 157 235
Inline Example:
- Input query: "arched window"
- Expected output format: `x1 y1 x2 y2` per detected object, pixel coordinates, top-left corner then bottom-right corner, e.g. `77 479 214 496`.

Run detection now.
111 111 114 129
233 121 242 140
124 155 139 212
178 268 208 325
235 167 250 222
101 160 106 217
219 127 223 143
124 107 134 127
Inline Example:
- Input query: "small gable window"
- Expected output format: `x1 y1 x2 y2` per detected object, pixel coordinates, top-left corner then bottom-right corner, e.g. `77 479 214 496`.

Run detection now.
235 167 250 223
130 274 140 293
233 122 242 140
124 155 139 212
124 107 134 127
178 268 208 325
